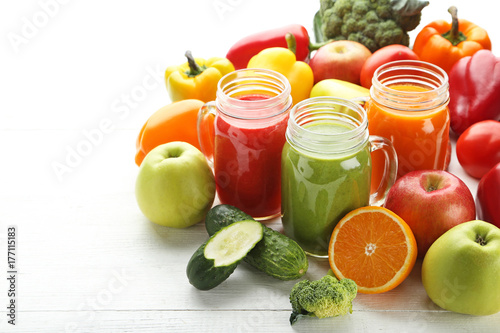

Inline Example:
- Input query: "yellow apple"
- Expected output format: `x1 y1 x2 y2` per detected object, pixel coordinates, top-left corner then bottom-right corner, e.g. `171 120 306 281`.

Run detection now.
310 79 369 101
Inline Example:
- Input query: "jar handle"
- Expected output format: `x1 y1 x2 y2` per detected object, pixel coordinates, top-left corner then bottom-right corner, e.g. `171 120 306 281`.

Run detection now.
368 135 398 206
197 101 216 168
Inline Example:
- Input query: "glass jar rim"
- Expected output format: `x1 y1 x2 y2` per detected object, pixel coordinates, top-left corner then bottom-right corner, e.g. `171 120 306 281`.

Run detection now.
216 68 292 120
373 59 448 87
286 97 369 154
371 60 449 112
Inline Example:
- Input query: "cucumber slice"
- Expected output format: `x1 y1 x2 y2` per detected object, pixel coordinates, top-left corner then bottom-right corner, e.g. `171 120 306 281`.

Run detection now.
186 220 264 290
205 220 264 267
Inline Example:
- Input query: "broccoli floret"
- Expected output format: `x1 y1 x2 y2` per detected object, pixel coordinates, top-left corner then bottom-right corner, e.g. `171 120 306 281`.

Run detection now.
321 11 344 38
350 31 377 52
317 0 429 52
320 0 338 14
327 0 353 18
375 20 405 46
365 10 379 23
375 1 393 20
352 0 370 15
289 274 357 325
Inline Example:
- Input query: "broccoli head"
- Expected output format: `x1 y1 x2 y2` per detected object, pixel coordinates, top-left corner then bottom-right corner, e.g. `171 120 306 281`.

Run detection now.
289 274 357 325
316 0 429 52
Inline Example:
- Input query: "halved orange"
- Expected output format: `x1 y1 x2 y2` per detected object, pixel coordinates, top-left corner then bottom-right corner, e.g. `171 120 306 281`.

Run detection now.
328 206 417 294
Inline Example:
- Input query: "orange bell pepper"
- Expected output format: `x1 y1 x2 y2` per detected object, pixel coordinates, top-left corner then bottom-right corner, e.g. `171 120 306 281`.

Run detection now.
135 99 212 166
413 6 491 74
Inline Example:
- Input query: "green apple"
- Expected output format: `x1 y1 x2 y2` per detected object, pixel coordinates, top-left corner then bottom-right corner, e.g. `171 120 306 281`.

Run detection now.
135 141 215 228
422 220 500 316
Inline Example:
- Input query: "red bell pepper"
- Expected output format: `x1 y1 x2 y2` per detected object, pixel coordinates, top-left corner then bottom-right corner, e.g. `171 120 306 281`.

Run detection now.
448 49 500 135
226 24 321 70
476 162 500 228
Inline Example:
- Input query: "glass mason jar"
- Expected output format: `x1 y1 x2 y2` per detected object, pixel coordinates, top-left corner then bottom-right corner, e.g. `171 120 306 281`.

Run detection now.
365 60 450 183
198 68 292 220
281 97 398 257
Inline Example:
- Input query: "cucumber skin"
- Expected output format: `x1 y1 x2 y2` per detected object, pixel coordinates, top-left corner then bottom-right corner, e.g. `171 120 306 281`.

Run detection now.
186 243 238 291
205 205 308 281
245 227 308 281
205 205 253 236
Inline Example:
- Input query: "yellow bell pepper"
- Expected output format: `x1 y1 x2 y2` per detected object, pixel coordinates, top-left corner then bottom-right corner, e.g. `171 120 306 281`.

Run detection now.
165 51 235 103
247 37 313 104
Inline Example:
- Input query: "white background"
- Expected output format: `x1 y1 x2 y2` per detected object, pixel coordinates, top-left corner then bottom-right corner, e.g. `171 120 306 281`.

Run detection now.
0 0 498 332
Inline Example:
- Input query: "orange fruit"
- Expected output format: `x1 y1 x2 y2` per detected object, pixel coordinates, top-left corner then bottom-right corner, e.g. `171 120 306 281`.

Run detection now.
328 206 417 294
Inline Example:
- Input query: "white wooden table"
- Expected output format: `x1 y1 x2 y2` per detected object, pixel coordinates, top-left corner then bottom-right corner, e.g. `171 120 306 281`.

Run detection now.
1 1 499 331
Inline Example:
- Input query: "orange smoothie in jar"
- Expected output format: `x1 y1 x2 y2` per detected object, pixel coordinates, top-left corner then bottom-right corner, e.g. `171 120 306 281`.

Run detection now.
365 61 450 186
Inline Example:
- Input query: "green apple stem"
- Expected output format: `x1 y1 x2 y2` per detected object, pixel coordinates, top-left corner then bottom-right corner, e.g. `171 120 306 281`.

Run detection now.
476 234 487 246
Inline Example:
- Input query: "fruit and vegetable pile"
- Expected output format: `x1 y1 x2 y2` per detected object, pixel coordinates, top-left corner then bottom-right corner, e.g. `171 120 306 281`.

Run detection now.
133 0 500 325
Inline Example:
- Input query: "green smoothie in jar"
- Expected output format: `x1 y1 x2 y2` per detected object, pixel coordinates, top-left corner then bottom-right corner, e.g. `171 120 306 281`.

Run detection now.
281 97 398 257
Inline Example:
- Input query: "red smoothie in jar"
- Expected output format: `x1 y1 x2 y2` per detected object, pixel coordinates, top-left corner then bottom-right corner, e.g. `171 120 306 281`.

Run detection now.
214 94 289 219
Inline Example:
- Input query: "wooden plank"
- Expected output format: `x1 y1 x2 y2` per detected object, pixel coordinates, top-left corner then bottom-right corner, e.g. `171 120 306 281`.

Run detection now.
5 309 500 333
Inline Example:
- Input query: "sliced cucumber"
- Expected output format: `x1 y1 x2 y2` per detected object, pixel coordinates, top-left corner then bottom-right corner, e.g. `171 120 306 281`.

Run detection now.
186 220 264 290
205 204 308 280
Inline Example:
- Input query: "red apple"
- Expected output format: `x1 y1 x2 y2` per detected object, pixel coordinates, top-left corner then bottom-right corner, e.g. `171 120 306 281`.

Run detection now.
309 40 372 85
383 170 476 258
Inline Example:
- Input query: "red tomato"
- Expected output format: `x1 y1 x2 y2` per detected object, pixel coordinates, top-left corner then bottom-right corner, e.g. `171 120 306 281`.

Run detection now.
476 162 500 228
456 120 500 179
360 45 420 88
